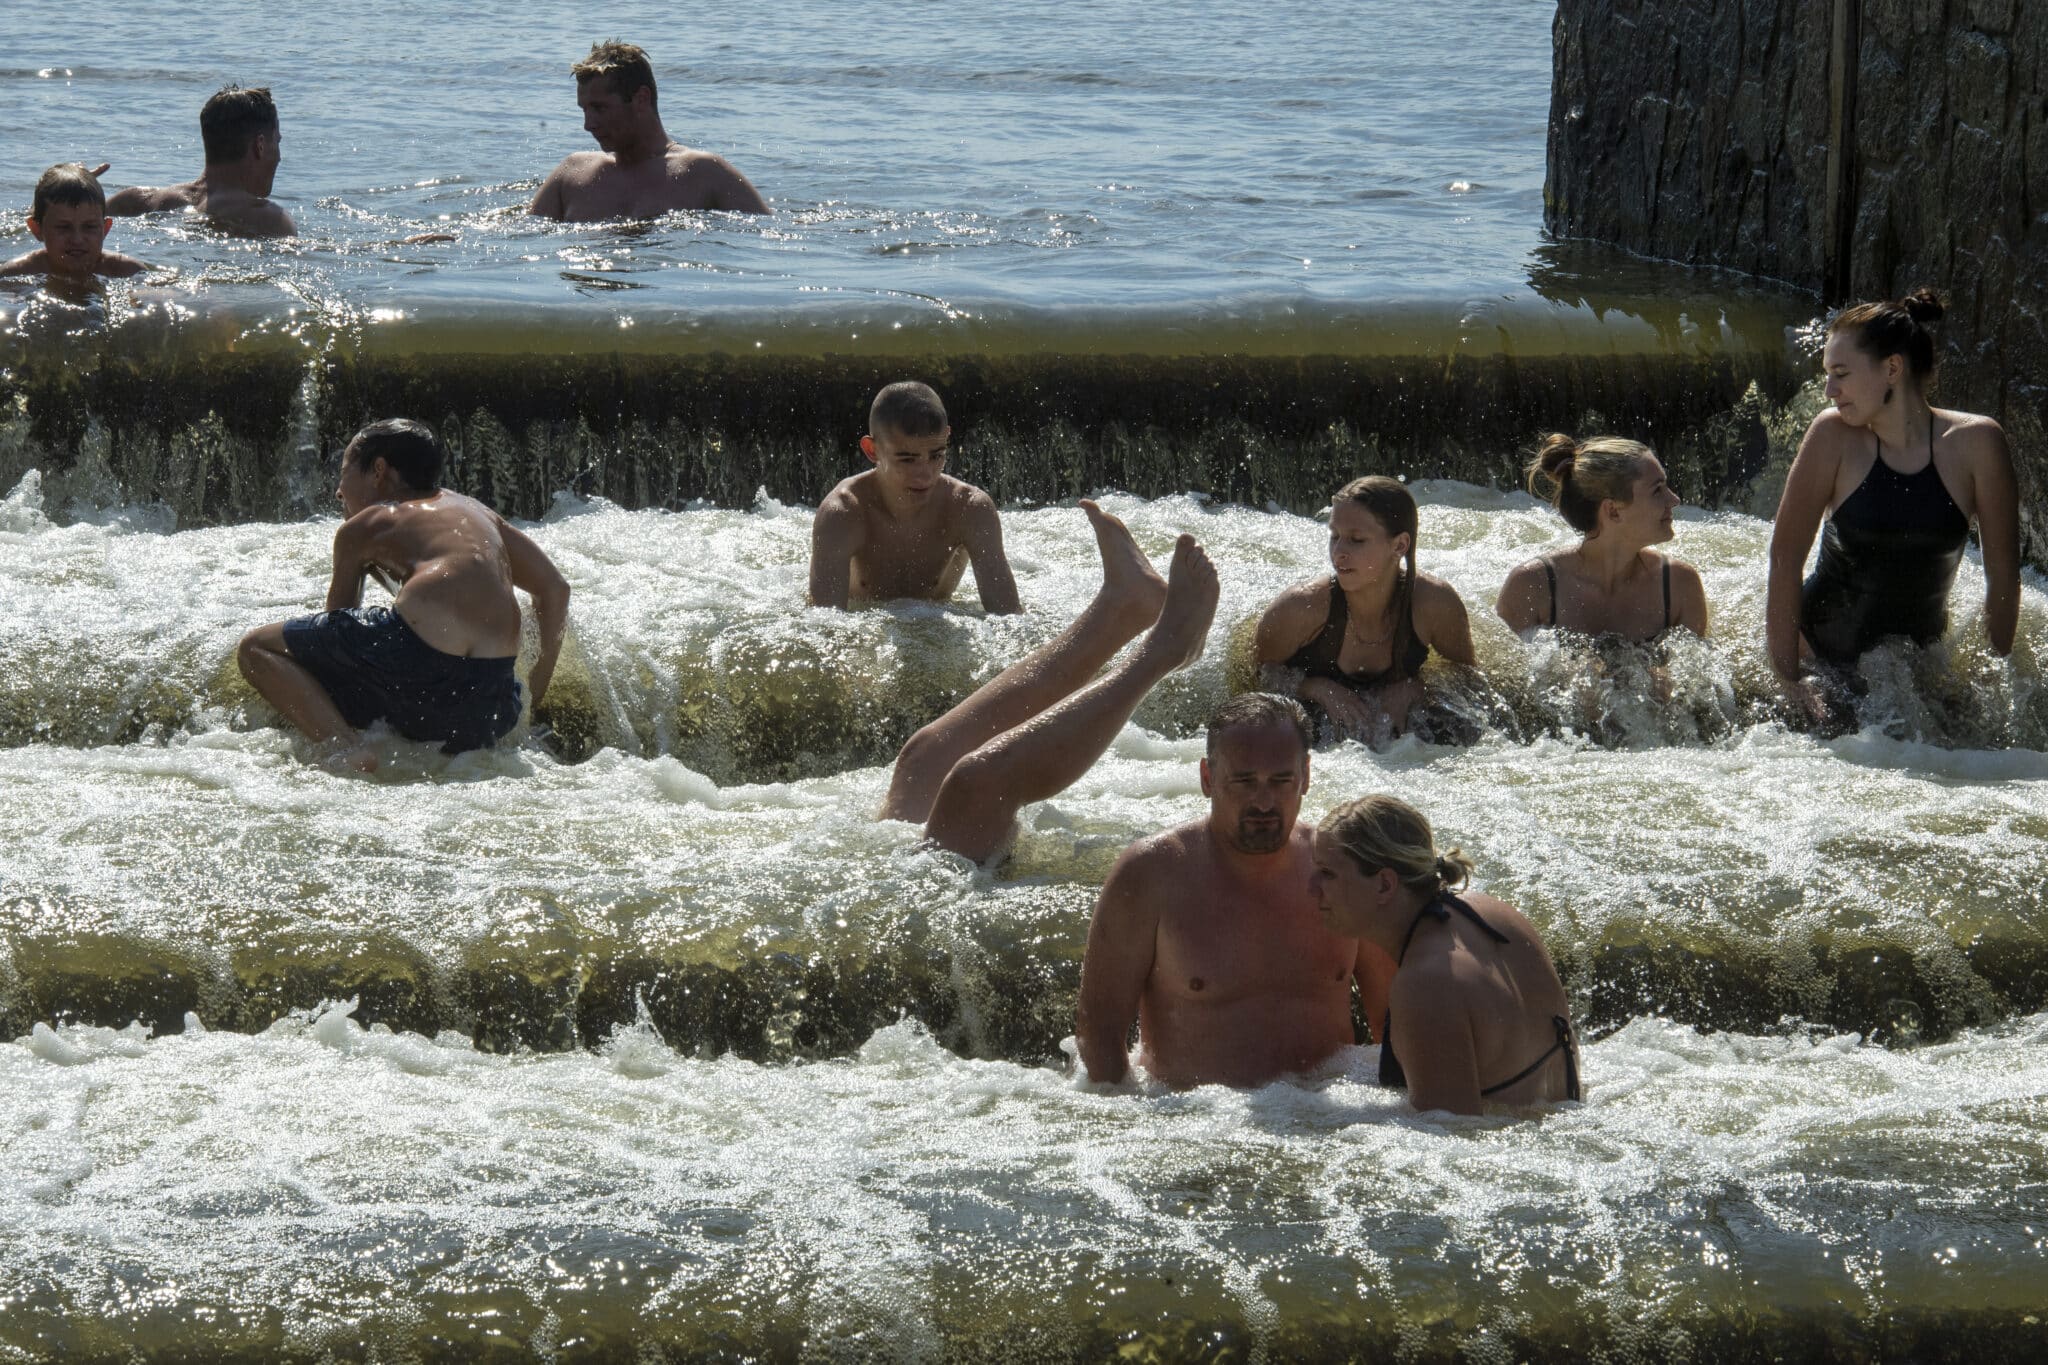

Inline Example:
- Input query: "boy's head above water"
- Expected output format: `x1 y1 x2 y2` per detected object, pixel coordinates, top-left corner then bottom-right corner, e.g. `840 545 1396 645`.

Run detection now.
339 418 447 515
861 381 953 495
28 164 112 276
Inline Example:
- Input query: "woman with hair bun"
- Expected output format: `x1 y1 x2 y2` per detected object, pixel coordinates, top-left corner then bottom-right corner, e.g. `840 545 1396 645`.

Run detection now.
1309 795 1579 1115
1767 288 2019 699
1496 434 1709 640
1254 476 1475 742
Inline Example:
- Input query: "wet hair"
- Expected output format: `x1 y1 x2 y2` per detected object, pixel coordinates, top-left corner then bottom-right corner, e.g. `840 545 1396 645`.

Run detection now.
200 85 279 164
1332 476 1420 672
30 163 106 220
1205 692 1312 759
347 418 445 492
1525 434 1655 536
574 40 658 104
1322 794 1474 895
869 381 949 440
1829 288 1946 382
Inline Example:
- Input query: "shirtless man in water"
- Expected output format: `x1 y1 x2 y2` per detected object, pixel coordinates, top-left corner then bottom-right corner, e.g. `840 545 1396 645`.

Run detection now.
530 42 769 221
1076 693 1398 1088
238 419 570 765
883 502 1215 863
810 382 1021 612
106 85 295 238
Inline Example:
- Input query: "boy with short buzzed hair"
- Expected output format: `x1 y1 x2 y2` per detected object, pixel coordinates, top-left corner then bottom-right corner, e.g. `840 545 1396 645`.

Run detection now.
808 381 1022 613
1 164 146 279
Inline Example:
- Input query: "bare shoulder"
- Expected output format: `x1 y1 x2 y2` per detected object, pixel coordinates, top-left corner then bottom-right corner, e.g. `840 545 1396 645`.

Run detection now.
1255 577 1331 658
1938 407 2010 457
551 151 610 182
822 471 877 513
1798 408 1863 455
1389 950 1462 1016
0 251 41 277
98 253 149 279
1109 820 1203 881
1411 571 1462 608
943 475 996 520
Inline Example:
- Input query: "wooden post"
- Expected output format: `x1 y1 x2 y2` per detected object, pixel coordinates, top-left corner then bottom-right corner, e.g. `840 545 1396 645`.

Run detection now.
1823 0 1860 303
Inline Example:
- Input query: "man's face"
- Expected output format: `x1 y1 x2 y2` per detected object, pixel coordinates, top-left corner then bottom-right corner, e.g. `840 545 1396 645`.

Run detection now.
863 425 951 499
28 202 111 275
336 446 383 517
578 78 642 152
1201 722 1309 855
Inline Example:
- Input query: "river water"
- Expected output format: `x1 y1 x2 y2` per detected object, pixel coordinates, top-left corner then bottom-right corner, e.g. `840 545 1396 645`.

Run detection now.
5 0 2048 1360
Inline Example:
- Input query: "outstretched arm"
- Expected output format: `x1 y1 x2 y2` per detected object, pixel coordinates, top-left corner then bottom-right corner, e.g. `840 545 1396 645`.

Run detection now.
1076 848 1161 1085
808 497 861 609
500 520 571 707
1972 424 2021 656
962 493 1022 614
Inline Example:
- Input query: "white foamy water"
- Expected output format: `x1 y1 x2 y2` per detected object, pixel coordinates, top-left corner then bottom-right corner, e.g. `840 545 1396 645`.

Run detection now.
4 478 2048 1355
2 1009 2045 1358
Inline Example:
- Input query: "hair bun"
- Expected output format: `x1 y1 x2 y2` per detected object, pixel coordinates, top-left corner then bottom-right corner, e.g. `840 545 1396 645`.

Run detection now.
1901 288 1946 327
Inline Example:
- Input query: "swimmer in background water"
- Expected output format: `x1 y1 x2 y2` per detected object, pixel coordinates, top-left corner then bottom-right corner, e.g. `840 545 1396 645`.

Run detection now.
1253 476 1475 743
530 41 769 221
237 419 571 769
809 381 1022 613
1 165 146 282
1495 433 1709 642
104 85 295 238
1766 290 2019 716
1310 794 1580 1116
880 501 1214 863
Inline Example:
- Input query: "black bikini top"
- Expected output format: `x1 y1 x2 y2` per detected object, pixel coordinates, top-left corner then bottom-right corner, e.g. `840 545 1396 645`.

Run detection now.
1377 894 1582 1103
1539 555 1673 642
1284 578 1430 690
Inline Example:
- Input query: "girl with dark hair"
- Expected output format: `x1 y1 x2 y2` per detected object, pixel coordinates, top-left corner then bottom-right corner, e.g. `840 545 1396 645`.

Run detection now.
1254 476 1475 741
1496 433 1708 641
1766 289 2019 704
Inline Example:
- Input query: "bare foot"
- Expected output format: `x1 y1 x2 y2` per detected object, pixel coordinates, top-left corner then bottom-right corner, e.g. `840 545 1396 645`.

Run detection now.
1139 534 1219 670
1081 499 1168 634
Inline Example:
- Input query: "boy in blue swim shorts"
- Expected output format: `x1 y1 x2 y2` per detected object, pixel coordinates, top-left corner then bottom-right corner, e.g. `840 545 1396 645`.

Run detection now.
237 418 571 766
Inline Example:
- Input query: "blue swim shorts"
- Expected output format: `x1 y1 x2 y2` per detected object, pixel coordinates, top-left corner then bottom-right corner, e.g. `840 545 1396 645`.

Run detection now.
282 605 522 754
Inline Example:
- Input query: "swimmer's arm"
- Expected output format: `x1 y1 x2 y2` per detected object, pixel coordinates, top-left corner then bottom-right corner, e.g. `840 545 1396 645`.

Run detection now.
501 519 571 707
106 185 153 216
1415 575 1476 666
1971 423 2020 656
807 495 863 610
1353 939 1397 1041
528 164 569 219
701 156 770 215
1388 969 1483 1116
961 492 1022 615
1766 417 1841 680
325 510 388 611
1495 561 1549 635
1670 561 1710 638
1075 847 1161 1086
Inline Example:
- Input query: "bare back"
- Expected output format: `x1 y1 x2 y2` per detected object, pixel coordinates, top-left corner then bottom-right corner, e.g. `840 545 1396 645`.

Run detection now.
108 181 294 238
1388 891 1575 1109
336 492 523 658
532 147 767 222
1086 821 1388 1088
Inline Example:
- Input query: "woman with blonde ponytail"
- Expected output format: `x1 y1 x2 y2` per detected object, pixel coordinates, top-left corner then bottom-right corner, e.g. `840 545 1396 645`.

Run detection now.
1496 433 1708 641
1767 288 2018 709
1309 795 1579 1115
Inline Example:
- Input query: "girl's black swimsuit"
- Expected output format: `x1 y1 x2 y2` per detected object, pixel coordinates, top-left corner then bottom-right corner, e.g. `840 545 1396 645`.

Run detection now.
1284 578 1429 690
1801 413 1969 666
1378 893 1582 1102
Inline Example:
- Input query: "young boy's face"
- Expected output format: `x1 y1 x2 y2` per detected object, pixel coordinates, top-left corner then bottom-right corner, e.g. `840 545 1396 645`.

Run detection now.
28 201 113 276
861 424 952 499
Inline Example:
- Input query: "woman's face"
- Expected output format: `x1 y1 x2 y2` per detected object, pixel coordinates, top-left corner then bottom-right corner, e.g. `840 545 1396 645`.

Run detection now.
1608 456 1680 547
1821 330 1900 427
1328 499 1411 591
1309 828 1381 937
